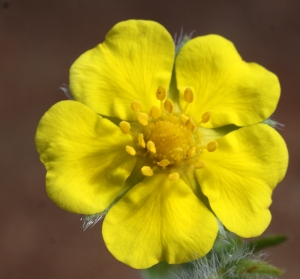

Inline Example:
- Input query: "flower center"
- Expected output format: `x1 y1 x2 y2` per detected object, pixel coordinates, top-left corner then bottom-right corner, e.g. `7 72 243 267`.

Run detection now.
119 86 218 180
144 115 195 165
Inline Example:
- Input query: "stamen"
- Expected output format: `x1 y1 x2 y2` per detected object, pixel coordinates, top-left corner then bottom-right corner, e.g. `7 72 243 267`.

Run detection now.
156 85 166 101
119 121 131 134
147 141 156 153
136 111 149 126
150 105 161 119
169 172 179 180
131 100 142 112
187 147 196 158
184 87 194 103
183 87 194 113
141 166 153 177
125 146 136 156
138 133 146 148
194 161 206 169
157 159 171 168
186 118 196 132
156 85 167 113
201 111 212 123
197 111 212 125
207 141 218 152
180 114 189 124
164 99 174 114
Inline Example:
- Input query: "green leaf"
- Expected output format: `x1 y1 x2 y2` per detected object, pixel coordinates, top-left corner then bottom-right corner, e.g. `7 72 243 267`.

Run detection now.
235 259 283 278
247 235 287 252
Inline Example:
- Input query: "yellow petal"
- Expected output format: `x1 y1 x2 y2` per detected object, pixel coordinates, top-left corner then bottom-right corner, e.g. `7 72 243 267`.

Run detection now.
103 173 218 268
195 124 288 237
35 101 136 214
70 20 175 120
176 35 280 127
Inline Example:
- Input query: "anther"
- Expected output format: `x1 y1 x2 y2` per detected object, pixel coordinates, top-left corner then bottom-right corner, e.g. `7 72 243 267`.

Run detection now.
156 85 166 101
119 121 131 134
187 147 196 158
136 112 149 126
125 146 136 156
207 141 218 152
156 85 167 113
131 100 142 112
186 118 196 132
194 161 206 169
164 99 174 114
147 141 156 153
157 159 171 168
202 111 212 123
150 105 161 119
180 114 189 124
169 172 179 180
141 166 153 177
184 87 194 103
197 111 212 125
138 133 146 148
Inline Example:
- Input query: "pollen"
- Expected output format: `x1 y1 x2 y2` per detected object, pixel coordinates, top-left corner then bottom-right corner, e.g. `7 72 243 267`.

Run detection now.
143 114 195 165
185 118 196 132
156 85 166 101
137 111 149 126
138 133 146 148
201 111 212 123
184 87 194 103
194 161 206 169
150 105 161 119
157 159 171 168
207 141 218 152
131 100 143 112
141 166 153 177
147 140 156 153
164 99 174 114
119 121 131 134
122 87 217 177
169 172 179 180
125 146 136 156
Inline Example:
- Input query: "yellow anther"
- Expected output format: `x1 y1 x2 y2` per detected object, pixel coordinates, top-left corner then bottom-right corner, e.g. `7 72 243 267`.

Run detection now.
136 111 149 126
201 111 212 123
141 166 153 177
186 118 196 132
138 133 146 148
156 85 166 101
119 121 131 134
125 146 136 156
194 161 206 169
150 105 161 119
157 159 171 167
147 141 156 153
131 100 142 112
187 147 196 158
184 87 194 103
207 141 218 152
169 172 179 180
180 114 189 124
164 99 174 114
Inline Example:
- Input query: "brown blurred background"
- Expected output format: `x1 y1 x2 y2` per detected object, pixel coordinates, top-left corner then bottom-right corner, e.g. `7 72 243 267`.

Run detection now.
1 0 299 278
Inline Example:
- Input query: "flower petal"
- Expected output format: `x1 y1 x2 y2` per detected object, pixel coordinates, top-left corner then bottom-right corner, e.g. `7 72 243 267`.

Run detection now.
103 173 218 268
35 101 136 214
176 35 280 127
70 20 175 120
195 124 288 237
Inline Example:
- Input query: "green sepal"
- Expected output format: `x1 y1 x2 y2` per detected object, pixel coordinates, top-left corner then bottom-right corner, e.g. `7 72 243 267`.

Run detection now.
248 235 287 253
141 262 184 279
235 259 283 278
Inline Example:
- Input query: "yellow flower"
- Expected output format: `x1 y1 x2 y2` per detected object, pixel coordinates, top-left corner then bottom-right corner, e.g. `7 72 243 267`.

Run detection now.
35 20 288 269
